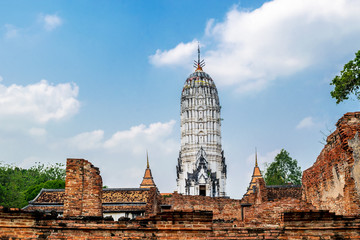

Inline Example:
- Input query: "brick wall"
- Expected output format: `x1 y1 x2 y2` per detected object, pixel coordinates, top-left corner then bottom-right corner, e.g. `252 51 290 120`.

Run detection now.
282 211 360 239
266 185 301 200
160 178 304 224
302 112 360 216
162 192 243 221
2 207 360 239
243 197 316 225
63 158 103 218
3 112 360 238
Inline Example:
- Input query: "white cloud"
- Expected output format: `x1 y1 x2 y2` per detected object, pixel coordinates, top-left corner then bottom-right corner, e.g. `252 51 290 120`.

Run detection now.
0 80 80 123
4 24 19 39
3 14 62 39
149 40 198 67
296 116 315 129
69 130 104 151
28 127 47 137
150 0 360 93
65 120 178 190
104 120 177 154
41 14 62 31
68 120 177 154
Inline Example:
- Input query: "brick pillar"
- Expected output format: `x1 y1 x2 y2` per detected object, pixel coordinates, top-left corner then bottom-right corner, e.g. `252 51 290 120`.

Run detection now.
63 159 103 218
82 161 103 217
255 178 267 204
145 187 161 215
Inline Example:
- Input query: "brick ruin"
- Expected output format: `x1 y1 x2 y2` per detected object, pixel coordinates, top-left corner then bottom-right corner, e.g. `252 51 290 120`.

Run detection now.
63 159 103 218
1 112 360 239
302 112 360 216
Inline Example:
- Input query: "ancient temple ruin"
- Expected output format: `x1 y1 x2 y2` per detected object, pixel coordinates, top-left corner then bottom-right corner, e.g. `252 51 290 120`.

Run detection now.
1 112 360 239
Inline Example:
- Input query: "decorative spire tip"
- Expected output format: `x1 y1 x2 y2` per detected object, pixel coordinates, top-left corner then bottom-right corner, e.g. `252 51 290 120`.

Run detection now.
255 147 258 167
146 150 149 169
194 42 205 71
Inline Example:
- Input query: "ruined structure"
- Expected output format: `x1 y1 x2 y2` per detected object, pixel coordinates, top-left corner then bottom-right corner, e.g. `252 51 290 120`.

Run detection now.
63 159 103 218
2 40 360 236
24 158 158 220
302 112 360 216
176 46 227 197
2 41 360 237
1 112 360 239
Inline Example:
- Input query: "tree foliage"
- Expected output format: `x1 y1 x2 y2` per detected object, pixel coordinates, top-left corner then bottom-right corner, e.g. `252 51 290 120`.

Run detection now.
25 179 65 202
264 149 302 186
330 50 360 104
0 162 65 208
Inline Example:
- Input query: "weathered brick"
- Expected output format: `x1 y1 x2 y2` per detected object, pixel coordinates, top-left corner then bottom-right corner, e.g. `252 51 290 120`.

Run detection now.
2 112 360 238
302 112 360 216
63 158 103 218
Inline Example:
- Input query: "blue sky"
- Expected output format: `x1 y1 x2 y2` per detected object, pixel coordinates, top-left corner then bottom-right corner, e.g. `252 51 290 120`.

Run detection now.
0 0 359 198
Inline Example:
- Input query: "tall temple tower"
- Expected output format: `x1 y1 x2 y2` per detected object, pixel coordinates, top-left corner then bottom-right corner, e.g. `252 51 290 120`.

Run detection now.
176 45 227 197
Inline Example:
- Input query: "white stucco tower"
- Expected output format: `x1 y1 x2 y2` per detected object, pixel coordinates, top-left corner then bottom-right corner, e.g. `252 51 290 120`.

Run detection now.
176 46 227 197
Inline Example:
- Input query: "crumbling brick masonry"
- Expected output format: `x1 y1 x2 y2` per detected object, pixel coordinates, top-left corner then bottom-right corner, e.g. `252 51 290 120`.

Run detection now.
63 158 103 218
302 112 360 216
1 112 360 239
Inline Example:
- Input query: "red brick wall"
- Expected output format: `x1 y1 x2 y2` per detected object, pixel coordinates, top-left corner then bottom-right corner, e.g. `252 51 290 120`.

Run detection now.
63 158 103 218
266 185 301 200
4 112 360 238
162 192 243 220
302 112 360 216
161 179 305 224
282 211 360 239
242 177 300 199
243 198 316 225
1 207 360 239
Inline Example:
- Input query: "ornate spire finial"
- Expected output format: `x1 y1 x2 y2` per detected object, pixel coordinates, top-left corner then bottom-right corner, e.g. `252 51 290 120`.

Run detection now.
147 150 149 169
197 43 201 64
194 42 205 71
255 147 258 167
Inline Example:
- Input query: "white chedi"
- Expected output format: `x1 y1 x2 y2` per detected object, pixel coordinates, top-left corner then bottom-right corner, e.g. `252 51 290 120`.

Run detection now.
176 54 227 197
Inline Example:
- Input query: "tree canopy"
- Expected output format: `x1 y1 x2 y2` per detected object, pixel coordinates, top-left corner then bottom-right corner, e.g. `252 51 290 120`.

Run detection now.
330 50 360 104
264 149 302 185
0 162 65 208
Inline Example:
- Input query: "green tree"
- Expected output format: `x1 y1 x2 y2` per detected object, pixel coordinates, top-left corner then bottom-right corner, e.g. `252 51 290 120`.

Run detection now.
264 149 302 185
330 50 360 104
0 162 65 208
25 179 65 202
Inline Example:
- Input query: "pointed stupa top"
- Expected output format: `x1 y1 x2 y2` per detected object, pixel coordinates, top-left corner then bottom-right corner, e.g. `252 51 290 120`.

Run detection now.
140 151 156 189
194 42 205 72
255 148 258 167
245 148 263 196
147 151 150 169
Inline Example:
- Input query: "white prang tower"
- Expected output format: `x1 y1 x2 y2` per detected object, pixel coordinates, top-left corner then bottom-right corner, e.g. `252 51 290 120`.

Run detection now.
176 45 227 197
